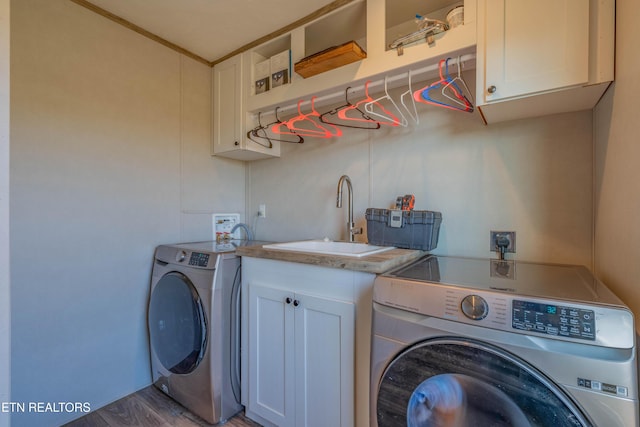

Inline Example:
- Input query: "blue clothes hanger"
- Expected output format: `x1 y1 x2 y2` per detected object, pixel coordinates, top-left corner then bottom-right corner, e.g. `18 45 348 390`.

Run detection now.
441 57 474 111
414 59 473 112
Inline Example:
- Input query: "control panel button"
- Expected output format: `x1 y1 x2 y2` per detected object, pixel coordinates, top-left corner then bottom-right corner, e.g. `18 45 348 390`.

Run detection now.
176 250 187 263
461 295 489 320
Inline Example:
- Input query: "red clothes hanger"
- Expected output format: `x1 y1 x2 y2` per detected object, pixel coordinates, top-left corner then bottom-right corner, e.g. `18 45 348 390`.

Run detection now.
319 87 381 130
248 110 304 146
273 97 342 138
337 81 401 127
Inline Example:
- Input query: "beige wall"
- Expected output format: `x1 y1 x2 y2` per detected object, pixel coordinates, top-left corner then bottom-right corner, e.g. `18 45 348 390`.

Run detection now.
594 0 640 329
248 86 594 267
1 0 10 425
6 0 636 425
9 0 244 425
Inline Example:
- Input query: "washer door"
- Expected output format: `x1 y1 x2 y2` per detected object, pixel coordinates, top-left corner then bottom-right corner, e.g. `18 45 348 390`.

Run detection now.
377 337 592 427
148 271 207 375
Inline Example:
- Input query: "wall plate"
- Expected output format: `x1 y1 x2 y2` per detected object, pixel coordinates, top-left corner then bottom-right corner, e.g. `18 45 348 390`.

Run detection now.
490 231 516 253
213 213 241 240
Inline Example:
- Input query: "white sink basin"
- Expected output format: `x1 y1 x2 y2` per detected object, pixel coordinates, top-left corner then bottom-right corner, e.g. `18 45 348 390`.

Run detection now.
263 240 395 258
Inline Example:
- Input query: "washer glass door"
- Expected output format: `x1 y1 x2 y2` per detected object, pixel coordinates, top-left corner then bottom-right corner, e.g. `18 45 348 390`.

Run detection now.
148 271 207 374
377 337 592 426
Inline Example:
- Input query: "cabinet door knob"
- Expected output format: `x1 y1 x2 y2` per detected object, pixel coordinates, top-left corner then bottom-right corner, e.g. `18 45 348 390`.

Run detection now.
234 141 239 146
487 85 497 94
285 297 292 304
293 299 300 307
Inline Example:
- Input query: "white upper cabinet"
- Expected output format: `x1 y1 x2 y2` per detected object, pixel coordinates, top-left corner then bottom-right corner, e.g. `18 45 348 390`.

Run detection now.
482 0 589 101
212 55 241 156
212 54 281 161
476 0 614 123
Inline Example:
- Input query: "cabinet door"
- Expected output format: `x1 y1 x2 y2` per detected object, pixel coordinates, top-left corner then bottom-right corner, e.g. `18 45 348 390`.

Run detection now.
212 54 242 154
294 293 354 427
480 0 589 103
247 283 295 427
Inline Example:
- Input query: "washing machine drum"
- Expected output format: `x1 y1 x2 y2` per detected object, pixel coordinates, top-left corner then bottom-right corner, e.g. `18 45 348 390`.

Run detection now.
148 272 208 375
376 337 592 427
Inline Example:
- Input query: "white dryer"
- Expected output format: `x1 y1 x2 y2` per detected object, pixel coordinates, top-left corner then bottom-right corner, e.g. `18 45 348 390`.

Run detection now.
148 241 243 424
371 255 639 426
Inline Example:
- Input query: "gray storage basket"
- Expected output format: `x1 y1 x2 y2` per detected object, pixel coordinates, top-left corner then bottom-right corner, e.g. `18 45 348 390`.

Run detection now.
365 208 442 250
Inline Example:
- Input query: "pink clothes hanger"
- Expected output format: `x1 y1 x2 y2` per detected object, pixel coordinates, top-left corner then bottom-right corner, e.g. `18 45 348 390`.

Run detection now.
248 109 304 146
273 97 342 138
319 87 381 130
337 81 401 127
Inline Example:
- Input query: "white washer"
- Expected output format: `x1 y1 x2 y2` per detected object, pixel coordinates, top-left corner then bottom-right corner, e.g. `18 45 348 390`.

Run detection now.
148 241 244 424
371 255 639 426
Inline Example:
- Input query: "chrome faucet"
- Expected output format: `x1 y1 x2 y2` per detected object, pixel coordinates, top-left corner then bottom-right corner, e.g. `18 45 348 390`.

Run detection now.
231 223 254 241
336 175 362 242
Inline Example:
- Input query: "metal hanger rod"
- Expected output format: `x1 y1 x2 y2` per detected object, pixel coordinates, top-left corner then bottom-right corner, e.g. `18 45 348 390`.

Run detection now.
254 53 476 119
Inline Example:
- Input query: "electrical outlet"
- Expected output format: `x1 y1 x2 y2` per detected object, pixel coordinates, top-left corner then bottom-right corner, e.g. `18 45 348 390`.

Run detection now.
490 231 516 253
258 204 266 218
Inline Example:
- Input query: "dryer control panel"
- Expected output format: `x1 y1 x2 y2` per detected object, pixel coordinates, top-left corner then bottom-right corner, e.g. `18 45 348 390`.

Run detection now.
189 252 210 267
512 300 595 341
373 276 635 349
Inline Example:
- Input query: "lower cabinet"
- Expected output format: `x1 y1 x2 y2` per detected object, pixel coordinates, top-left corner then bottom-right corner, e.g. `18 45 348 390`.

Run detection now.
247 283 354 427
241 257 375 427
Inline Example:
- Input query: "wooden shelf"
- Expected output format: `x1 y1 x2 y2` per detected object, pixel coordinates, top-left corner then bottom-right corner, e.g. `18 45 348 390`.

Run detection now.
294 41 366 79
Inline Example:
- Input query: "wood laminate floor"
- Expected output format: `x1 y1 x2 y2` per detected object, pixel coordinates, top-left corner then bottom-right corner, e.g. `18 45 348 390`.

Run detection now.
64 386 261 427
